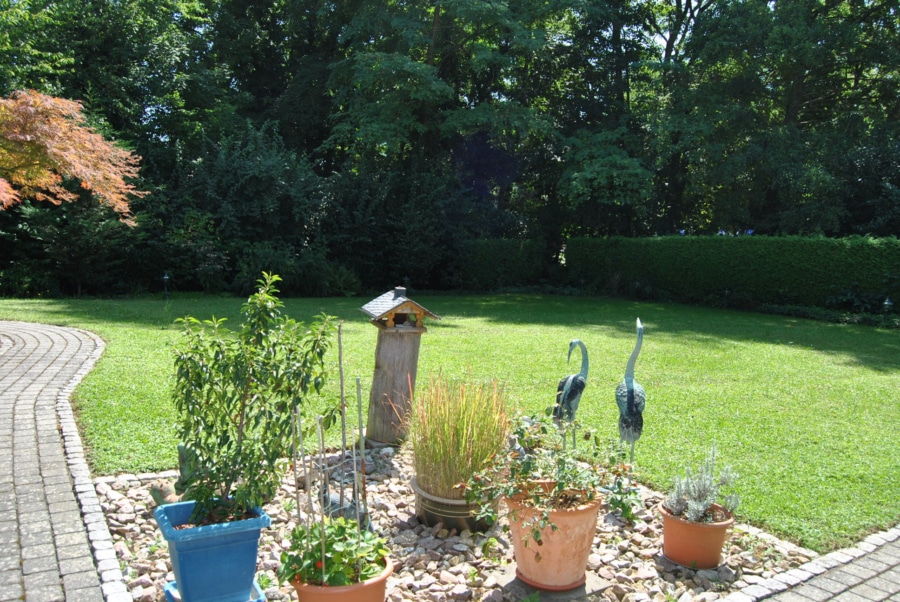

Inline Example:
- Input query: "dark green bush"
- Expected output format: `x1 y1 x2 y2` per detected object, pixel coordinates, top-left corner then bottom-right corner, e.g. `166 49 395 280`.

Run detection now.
451 239 546 291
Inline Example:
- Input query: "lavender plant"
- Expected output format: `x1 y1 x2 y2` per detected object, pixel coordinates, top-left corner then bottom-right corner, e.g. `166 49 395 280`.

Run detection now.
664 447 739 522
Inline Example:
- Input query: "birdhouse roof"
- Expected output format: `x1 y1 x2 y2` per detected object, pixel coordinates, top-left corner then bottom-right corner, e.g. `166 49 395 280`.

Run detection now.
360 287 440 321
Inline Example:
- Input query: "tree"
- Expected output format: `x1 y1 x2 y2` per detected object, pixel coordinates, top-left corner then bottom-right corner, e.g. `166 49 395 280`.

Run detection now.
0 0 71 95
0 89 144 221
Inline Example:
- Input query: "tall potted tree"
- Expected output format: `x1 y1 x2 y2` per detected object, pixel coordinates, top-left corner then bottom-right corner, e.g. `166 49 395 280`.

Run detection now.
407 375 509 532
154 273 335 602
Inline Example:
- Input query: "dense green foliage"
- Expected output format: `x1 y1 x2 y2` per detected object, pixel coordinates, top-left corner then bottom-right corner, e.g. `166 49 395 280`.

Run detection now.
2 294 898 552
566 236 900 308
451 239 546 291
172 274 335 522
1 0 898 296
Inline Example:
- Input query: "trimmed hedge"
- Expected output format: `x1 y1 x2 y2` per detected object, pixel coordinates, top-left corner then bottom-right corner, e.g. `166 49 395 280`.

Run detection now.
452 239 546 291
564 236 900 308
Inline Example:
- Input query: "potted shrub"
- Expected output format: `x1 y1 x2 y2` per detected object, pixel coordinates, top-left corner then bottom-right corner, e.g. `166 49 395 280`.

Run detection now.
659 447 740 569
407 375 509 532
278 516 393 602
153 273 335 602
464 415 608 592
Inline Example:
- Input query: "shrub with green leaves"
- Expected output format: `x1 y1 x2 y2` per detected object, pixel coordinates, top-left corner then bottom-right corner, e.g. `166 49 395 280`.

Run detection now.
172 273 336 523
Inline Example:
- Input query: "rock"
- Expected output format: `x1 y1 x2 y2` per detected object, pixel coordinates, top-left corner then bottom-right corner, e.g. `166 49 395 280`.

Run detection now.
449 584 473 600
717 565 737 583
635 566 659 580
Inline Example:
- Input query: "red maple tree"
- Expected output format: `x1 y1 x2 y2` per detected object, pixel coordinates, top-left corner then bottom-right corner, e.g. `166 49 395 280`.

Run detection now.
0 90 145 223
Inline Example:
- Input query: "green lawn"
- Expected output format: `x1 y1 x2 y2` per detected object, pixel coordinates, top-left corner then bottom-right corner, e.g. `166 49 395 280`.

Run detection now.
1 293 898 553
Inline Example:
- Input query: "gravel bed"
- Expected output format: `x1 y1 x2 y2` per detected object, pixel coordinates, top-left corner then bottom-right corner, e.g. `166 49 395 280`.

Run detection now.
96 447 817 602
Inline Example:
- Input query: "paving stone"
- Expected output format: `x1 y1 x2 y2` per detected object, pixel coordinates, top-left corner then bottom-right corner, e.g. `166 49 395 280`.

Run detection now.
831 591 871 602
841 561 881 580
848 584 893 601
0 581 24 601
63 571 103 591
868 575 900 595
62 586 105 602
788 585 841 602
23 584 64 601
22 555 59 576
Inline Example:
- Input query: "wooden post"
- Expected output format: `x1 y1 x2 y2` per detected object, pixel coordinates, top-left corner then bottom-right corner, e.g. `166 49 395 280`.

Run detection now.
360 287 439 446
365 325 425 445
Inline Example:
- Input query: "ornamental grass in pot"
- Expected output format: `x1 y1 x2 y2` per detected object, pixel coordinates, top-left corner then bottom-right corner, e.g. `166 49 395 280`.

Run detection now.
659 446 740 569
407 374 509 532
154 273 336 602
463 415 609 591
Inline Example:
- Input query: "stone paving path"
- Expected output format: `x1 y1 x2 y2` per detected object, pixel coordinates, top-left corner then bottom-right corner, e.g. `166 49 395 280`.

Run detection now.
0 319 897 602
0 321 127 602
722 532 900 602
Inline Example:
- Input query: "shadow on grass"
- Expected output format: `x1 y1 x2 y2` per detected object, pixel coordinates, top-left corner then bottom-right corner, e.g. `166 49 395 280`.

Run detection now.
2 293 898 373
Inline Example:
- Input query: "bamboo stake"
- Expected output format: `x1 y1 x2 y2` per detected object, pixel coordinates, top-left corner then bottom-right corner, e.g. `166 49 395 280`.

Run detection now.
316 416 327 585
337 322 347 511
290 404 307 553
356 377 368 510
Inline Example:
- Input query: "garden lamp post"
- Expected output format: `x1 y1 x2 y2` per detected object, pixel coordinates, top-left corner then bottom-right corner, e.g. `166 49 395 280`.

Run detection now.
884 297 894 314
163 271 170 300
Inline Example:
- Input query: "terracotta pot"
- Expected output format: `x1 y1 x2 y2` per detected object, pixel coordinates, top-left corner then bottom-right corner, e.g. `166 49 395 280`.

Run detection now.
410 476 494 533
291 556 394 602
504 491 602 591
659 503 735 569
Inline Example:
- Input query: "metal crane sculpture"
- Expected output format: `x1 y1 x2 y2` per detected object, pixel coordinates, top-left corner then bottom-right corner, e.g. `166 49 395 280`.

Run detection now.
615 319 645 463
554 339 588 449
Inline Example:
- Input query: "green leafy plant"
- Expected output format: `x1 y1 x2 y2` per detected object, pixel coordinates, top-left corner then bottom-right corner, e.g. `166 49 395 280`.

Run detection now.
256 572 274 589
590 437 641 523
664 447 739 522
408 374 509 499
277 517 390 587
463 414 610 545
172 272 335 523
605 467 641 524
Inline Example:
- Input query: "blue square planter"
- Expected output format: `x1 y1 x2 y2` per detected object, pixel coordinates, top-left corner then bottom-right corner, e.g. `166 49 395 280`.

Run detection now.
155 500 271 602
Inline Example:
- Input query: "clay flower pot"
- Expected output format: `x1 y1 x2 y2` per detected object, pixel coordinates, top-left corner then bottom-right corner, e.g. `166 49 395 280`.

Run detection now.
505 492 602 591
290 556 394 602
659 502 735 569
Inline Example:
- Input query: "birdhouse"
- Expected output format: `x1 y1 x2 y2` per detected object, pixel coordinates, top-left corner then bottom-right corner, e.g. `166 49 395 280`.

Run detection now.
361 287 440 445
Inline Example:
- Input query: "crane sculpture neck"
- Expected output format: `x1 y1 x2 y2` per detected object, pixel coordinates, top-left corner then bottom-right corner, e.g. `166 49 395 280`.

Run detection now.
570 339 589 379
624 319 643 391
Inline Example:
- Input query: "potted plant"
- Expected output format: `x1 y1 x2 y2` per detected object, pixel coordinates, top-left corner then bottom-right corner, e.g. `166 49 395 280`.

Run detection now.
153 273 335 602
659 447 740 569
278 516 393 602
407 374 509 532
464 415 608 592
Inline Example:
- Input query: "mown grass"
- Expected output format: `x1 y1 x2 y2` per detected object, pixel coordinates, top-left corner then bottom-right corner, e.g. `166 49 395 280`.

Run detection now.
1 293 898 553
